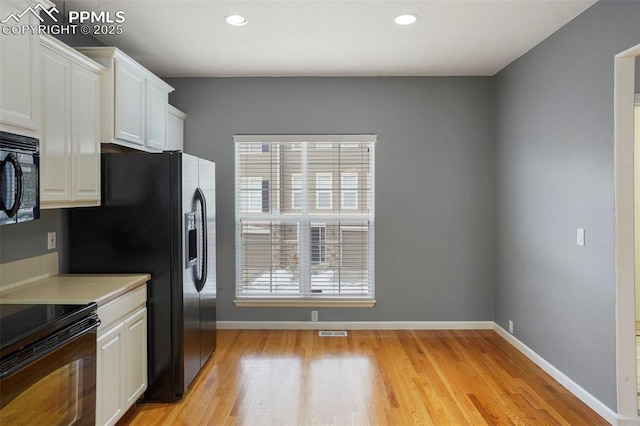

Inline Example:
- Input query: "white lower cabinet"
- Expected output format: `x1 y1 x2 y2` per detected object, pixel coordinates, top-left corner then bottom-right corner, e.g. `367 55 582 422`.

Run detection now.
97 322 124 426
123 308 147 406
96 286 147 426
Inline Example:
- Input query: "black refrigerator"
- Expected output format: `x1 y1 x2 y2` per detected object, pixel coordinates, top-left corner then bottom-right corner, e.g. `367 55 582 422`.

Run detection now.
68 151 216 402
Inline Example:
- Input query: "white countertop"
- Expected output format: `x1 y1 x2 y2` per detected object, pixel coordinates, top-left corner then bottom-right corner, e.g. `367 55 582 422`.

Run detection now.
0 274 150 306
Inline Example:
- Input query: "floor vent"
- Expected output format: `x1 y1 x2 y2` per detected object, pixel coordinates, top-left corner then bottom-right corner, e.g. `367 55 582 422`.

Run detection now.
319 331 348 337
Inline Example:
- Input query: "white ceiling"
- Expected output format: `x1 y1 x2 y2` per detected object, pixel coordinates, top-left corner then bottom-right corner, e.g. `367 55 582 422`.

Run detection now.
55 0 597 77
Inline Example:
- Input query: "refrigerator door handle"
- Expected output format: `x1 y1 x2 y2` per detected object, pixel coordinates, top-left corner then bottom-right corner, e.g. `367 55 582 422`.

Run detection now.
195 187 208 292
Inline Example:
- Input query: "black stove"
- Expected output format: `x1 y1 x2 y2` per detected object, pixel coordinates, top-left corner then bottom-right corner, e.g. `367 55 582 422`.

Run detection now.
0 302 98 360
0 302 100 423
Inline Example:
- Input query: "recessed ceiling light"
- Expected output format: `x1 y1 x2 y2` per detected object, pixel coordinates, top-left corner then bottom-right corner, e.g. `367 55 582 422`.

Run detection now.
225 14 248 26
394 14 418 26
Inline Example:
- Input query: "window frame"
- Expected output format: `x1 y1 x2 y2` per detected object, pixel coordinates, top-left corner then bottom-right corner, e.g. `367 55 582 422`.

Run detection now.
315 172 333 210
310 224 327 264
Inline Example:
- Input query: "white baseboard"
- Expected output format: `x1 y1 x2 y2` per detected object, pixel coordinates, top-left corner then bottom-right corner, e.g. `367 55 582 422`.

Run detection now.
617 417 640 426
493 324 618 425
217 320 494 330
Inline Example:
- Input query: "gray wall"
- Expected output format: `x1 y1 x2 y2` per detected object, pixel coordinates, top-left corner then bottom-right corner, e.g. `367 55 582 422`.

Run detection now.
165 77 495 323
494 0 640 410
0 210 68 271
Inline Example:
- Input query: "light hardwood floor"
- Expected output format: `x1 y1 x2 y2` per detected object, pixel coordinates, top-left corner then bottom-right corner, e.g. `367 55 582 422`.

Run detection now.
120 329 607 425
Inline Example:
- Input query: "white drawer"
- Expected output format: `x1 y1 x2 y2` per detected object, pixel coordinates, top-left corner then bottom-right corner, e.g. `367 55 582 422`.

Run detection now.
97 285 146 334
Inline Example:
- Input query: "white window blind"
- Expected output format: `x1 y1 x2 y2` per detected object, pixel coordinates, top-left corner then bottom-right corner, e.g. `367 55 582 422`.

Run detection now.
240 177 266 213
341 173 358 209
235 135 375 301
315 173 333 209
291 174 302 209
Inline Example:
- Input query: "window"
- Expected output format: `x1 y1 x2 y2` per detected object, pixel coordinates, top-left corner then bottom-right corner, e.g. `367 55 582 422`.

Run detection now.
235 135 375 304
240 178 266 213
261 180 270 212
291 174 302 209
341 173 358 209
315 173 332 209
310 225 326 264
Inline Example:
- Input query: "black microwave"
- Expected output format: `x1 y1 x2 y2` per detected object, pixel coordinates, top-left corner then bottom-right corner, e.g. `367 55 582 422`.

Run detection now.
0 131 39 226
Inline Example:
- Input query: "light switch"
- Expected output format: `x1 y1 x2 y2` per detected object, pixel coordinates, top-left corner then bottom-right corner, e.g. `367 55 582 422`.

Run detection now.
576 228 585 246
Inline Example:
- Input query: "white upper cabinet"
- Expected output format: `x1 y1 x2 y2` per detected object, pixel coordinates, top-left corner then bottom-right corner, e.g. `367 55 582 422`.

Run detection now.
114 60 145 146
167 105 186 152
0 0 52 136
40 43 71 202
75 47 174 152
40 35 104 209
71 63 101 202
146 80 169 151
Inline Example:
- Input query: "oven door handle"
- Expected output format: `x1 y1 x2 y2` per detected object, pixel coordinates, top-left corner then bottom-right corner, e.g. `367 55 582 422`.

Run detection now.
0 315 100 380
1 153 23 218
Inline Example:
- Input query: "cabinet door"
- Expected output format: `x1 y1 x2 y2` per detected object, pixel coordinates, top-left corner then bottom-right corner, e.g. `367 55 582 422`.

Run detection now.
167 111 184 151
123 307 147 407
146 82 168 151
40 47 71 204
114 60 145 146
71 63 100 203
97 323 124 426
0 0 40 133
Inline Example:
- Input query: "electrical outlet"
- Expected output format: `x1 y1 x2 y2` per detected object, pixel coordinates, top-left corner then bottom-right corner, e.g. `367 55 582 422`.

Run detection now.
508 320 514 334
47 232 56 250
311 310 318 322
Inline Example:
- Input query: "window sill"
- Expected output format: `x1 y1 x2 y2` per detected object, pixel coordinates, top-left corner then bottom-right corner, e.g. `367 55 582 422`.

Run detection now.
234 299 376 308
